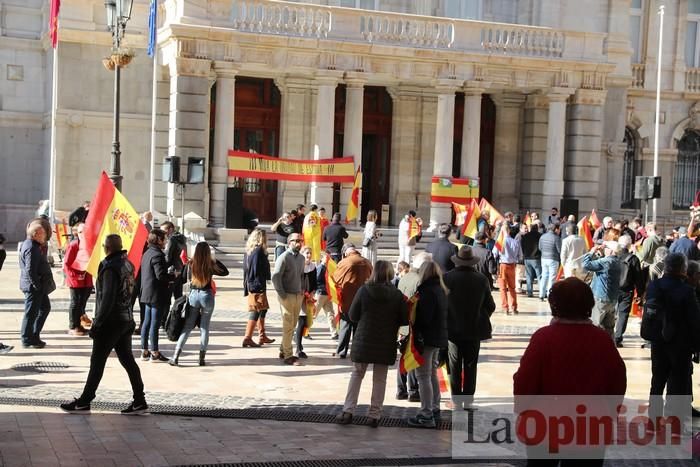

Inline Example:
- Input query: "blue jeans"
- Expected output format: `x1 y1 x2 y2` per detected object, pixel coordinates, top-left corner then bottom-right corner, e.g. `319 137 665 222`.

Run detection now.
539 259 559 299
141 303 165 351
176 289 215 352
21 289 51 345
524 259 542 297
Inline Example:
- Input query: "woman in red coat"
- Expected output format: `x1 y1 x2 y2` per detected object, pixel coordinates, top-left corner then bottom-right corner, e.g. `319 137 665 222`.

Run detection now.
514 277 626 466
62 223 93 336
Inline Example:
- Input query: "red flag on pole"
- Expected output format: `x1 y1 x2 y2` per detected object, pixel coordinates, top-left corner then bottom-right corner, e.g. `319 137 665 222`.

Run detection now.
49 0 61 48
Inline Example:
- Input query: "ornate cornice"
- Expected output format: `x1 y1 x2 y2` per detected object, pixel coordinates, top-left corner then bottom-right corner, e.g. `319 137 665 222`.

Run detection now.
571 88 607 106
169 57 212 78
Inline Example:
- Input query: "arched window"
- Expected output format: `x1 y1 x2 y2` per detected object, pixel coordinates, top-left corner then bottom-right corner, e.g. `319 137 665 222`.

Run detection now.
673 129 700 209
621 127 637 209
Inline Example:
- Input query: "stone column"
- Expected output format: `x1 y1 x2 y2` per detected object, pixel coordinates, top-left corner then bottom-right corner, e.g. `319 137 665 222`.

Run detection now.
388 86 423 225
275 77 314 210
309 74 340 207
541 88 575 213
429 80 461 228
339 73 366 219
460 82 485 180
491 92 526 212
166 56 212 223
565 89 607 214
210 62 238 227
521 94 549 211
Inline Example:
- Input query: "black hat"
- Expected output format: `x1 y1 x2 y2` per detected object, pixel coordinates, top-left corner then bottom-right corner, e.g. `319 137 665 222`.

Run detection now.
451 246 480 267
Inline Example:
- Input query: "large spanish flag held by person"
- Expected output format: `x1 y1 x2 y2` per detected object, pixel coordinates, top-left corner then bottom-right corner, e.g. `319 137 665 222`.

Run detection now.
400 294 424 374
83 172 149 277
325 256 341 306
478 198 504 225
494 223 506 253
577 216 594 250
462 199 481 239
452 202 467 227
345 166 361 223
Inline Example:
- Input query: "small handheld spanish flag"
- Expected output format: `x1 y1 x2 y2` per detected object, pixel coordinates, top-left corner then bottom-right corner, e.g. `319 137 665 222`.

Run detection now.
345 166 361 223
399 294 424 374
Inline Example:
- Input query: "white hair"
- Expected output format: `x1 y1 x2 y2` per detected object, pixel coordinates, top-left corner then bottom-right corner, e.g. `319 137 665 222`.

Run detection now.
412 252 432 270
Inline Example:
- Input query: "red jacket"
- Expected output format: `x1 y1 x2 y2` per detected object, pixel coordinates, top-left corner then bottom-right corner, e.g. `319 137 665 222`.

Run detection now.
63 240 93 288
513 320 626 396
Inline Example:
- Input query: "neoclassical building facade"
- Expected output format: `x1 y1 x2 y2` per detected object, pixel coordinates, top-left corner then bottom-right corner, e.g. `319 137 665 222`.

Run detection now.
1 0 699 239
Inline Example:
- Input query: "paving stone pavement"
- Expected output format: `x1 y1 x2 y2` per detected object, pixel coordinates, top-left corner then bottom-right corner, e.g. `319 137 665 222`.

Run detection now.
0 252 698 466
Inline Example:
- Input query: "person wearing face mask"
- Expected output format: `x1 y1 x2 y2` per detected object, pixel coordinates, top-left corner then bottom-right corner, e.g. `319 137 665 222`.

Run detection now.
63 222 93 336
19 218 55 348
272 233 306 365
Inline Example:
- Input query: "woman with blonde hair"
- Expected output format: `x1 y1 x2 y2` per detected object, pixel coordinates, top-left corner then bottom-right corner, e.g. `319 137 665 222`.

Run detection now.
362 210 380 266
243 228 273 347
406 260 448 429
169 242 228 366
336 260 407 427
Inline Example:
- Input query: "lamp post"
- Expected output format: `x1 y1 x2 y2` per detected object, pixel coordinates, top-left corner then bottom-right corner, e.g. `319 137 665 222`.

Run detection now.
104 0 134 191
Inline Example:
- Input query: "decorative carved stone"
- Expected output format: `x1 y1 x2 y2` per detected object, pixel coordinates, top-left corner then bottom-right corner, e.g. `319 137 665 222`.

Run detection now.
169 57 212 77
552 70 570 88
581 71 605 90
571 89 607 106
689 101 700 129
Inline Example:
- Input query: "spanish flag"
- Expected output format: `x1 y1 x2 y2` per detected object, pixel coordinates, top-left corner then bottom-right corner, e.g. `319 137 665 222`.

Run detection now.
83 172 149 277
577 216 594 250
431 177 475 204
478 198 504 225
302 292 316 337
52 222 69 250
589 209 602 230
399 294 424 374
524 211 532 228
452 202 467 226
494 223 506 253
408 217 421 240
325 256 341 306
555 265 564 282
345 166 361 223
462 199 481 239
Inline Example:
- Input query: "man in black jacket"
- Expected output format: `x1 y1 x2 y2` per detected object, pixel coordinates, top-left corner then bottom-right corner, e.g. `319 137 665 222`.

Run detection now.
161 221 186 301
426 224 458 273
139 229 174 362
442 246 495 408
520 223 542 298
614 235 645 348
60 234 147 415
472 231 497 290
322 213 348 262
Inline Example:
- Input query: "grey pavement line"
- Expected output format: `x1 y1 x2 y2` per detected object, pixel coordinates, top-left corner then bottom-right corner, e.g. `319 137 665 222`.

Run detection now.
0 384 455 430
171 458 525 467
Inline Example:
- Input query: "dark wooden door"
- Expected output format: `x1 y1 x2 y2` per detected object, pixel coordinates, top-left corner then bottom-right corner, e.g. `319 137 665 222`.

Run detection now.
232 78 281 222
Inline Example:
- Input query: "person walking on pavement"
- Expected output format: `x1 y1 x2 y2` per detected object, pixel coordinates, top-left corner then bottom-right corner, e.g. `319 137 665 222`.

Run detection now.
332 244 373 359
19 219 55 348
271 233 306 366
60 234 147 415
170 242 229 367
443 246 495 408
396 252 432 402
614 235 645 348
63 223 93 336
139 229 175 362
582 241 623 338
538 223 561 301
242 228 273 347
336 261 408 428
560 224 587 280
406 260 448 429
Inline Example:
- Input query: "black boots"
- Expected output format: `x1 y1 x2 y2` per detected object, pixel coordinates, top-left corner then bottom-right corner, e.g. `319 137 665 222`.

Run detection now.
199 350 206 366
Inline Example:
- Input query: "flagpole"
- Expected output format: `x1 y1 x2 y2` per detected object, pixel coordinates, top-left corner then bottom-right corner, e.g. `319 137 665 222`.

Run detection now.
148 41 157 213
652 4 664 224
49 44 58 220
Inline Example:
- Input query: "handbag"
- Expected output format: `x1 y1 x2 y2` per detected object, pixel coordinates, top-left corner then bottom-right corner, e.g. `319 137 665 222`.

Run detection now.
165 295 190 341
362 236 372 248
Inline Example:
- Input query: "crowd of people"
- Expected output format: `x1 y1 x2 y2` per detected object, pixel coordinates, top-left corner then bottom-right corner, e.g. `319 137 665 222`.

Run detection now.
5 198 700 458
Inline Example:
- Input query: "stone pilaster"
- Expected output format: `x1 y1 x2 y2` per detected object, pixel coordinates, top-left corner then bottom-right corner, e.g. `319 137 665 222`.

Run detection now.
210 62 238 227
491 92 526 213
541 88 575 214
388 86 423 226
565 89 606 214
166 56 212 222
429 79 461 228
275 77 314 211
521 94 549 211
339 73 366 221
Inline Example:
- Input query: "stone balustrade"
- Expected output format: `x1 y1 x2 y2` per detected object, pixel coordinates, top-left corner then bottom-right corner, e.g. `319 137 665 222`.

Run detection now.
170 0 605 61
687 67 700 93
229 1 332 38
631 63 645 88
480 27 563 57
